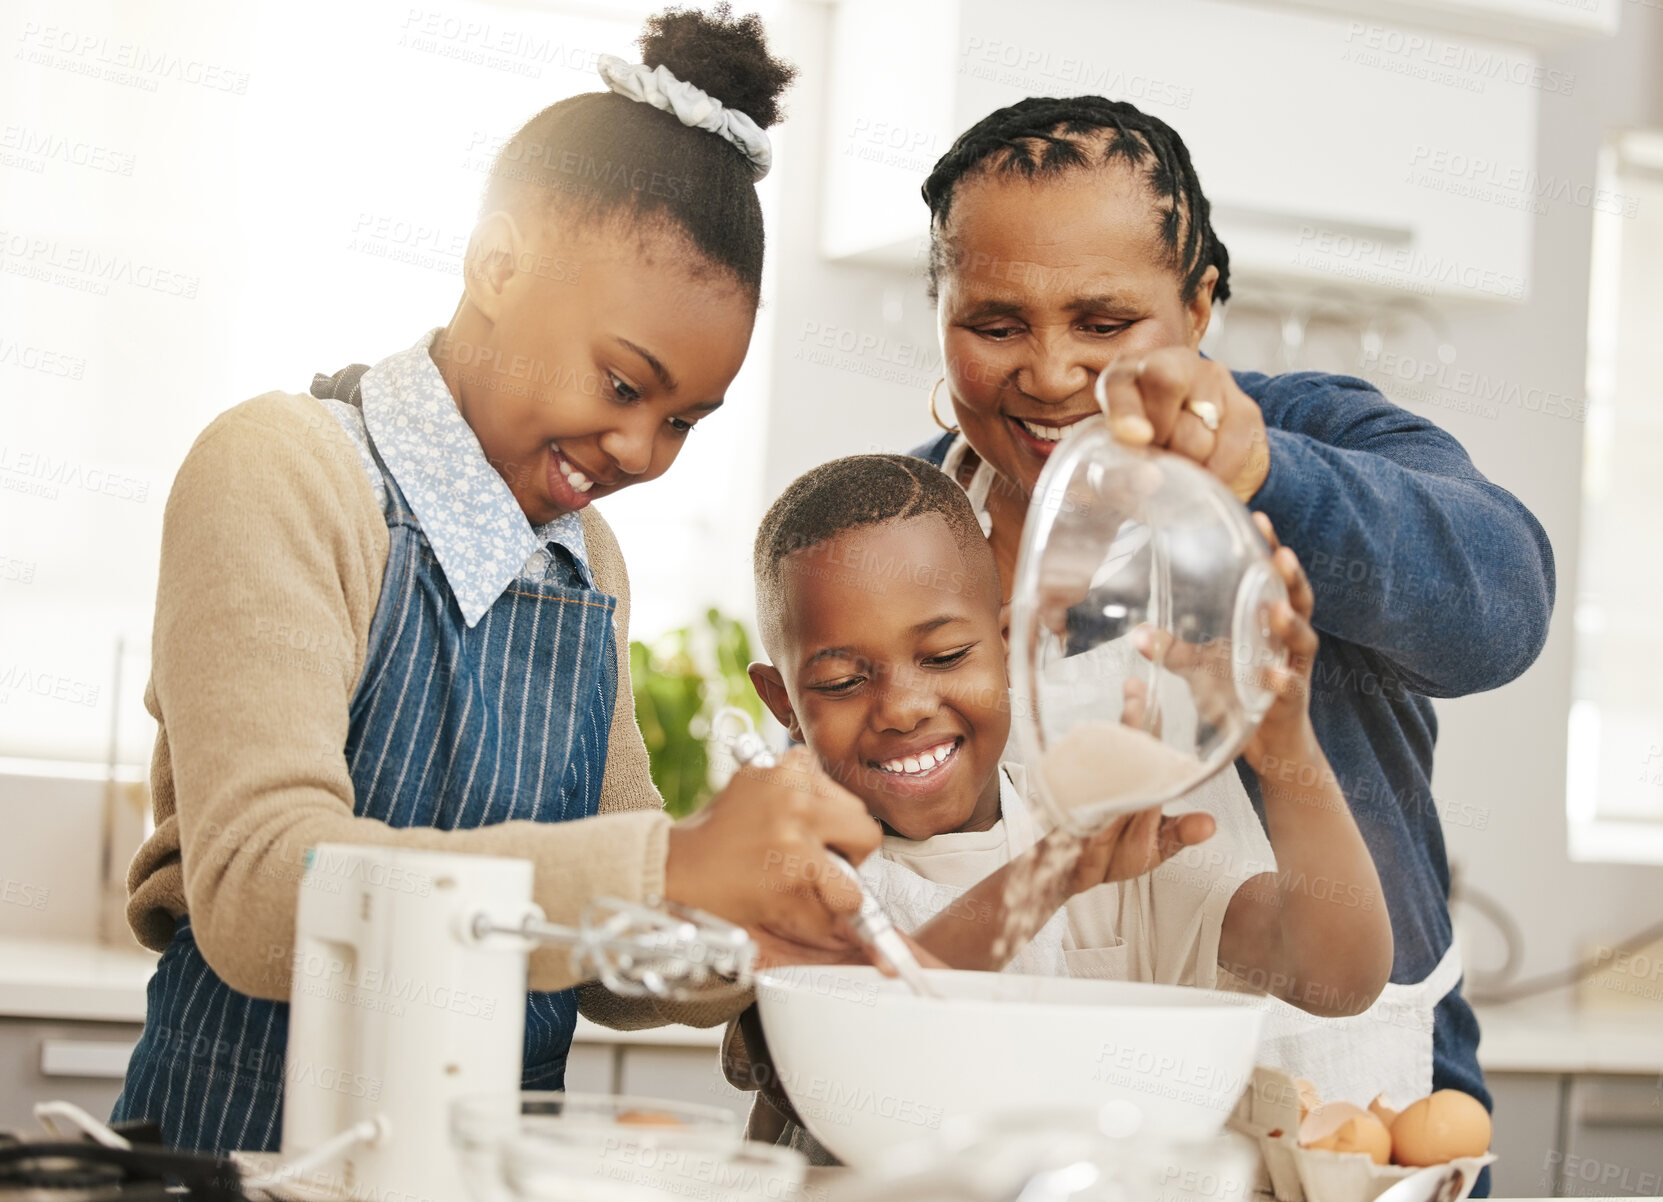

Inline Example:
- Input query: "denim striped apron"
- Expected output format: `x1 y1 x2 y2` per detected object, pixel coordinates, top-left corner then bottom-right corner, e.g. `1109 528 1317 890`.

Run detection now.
113 366 618 1152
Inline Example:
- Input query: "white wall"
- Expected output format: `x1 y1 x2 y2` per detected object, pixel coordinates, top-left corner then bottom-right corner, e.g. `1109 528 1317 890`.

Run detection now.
1427 4 1663 982
758 0 1663 984
757 3 948 498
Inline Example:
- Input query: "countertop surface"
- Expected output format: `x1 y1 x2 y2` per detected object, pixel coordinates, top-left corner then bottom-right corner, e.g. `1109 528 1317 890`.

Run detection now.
1473 993 1663 1075
0 936 1655 1066
0 936 723 1045
0 935 158 1022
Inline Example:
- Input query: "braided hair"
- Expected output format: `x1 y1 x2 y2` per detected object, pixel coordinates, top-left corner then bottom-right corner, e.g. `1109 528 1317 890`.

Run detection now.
483 4 796 296
921 96 1230 306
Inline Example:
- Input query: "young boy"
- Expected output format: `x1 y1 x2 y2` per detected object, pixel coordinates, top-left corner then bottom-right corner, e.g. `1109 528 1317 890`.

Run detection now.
728 454 1394 1152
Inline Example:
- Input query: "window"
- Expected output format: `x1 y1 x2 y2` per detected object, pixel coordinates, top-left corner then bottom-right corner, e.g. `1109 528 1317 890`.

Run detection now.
1567 130 1663 863
0 0 776 770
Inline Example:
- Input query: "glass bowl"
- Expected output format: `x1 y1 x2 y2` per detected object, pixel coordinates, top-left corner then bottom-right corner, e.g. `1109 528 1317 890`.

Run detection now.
451 1091 741 1202
503 1127 806 1202
1008 423 1288 834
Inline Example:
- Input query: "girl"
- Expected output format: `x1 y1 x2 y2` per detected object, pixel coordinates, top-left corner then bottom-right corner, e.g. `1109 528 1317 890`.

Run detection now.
910 95 1554 1165
112 6 879 1154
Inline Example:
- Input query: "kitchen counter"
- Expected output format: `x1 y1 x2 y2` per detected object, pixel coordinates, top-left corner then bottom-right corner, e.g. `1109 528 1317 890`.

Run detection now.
1474 994 1663 1075
802 1169 1569 1201
0 935 723 1046
2 936 1655 1064
0 935 158 1022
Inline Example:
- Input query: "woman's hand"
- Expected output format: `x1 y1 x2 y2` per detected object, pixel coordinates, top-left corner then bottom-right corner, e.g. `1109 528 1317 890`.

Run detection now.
1096 347 1271 502
665 747 881 961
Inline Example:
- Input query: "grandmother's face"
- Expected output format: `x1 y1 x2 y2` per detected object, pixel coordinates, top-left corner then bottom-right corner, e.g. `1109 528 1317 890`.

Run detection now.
933 165 1215 498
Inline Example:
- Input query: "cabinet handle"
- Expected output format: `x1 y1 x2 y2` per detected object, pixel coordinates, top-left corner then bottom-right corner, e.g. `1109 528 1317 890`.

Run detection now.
40 1040 137 1079
1578 1096 1663 1127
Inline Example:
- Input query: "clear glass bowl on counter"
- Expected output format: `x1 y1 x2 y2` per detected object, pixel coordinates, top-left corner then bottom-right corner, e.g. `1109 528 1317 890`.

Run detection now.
452 1091 806 1202
452 1091 737 1202
502 1124 806 1202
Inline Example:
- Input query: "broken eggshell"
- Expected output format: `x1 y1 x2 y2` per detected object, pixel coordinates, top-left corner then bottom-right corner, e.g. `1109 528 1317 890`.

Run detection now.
1298 1103 1392 1166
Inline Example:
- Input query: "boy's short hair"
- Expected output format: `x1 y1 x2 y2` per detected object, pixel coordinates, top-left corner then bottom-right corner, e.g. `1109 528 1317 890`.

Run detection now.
753 454 997 655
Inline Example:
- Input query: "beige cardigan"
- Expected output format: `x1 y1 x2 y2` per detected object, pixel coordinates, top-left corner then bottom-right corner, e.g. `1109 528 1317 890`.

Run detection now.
128 391 739 1027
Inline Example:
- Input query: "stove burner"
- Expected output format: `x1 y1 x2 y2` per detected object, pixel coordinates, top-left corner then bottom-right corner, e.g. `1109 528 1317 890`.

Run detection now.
0 1141 244 1202
0 1155 125 1190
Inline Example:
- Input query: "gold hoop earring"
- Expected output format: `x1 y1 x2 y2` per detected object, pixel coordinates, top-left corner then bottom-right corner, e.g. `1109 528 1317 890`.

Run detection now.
927 377 959 433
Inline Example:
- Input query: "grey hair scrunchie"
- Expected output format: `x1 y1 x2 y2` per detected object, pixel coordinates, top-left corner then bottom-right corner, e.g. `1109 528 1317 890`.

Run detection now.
597 53 772 180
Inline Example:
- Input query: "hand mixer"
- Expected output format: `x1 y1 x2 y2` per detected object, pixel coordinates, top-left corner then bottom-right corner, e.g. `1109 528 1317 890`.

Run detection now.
274 844 756 1202
710 707 940 1000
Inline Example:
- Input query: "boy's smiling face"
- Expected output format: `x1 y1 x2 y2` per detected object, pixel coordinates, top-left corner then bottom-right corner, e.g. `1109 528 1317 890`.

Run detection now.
750 515 1009 840
437 211 756 526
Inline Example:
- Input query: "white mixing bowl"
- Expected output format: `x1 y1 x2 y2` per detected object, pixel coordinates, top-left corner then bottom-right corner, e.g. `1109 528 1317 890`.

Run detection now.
755 965 1264 1169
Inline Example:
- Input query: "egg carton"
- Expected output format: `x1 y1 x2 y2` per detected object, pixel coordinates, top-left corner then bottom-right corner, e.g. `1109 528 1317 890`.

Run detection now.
1225 1067 1495 1202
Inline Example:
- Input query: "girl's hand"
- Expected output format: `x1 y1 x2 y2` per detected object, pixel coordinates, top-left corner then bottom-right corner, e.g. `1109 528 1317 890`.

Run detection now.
1096 347 1271 502
1062 805 1217 895
665 748 882 958
1241 513 1323 776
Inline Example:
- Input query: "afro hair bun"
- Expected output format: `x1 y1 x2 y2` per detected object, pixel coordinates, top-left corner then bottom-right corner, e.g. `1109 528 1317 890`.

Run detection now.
639 3 796 130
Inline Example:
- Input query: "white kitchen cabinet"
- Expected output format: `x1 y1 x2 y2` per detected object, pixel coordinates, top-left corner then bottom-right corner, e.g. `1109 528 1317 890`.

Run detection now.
822 0 1544 302
562 1041 617 1095
1487 1072 1566 1198
1285 0 1620 45
0 1017 141 1132
1559 1073 1663 1197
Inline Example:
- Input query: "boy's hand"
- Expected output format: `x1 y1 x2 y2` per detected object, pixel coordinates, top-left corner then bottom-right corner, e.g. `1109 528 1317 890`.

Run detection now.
1062 805 1217 895
665 748 882 957
1241 513 1322 776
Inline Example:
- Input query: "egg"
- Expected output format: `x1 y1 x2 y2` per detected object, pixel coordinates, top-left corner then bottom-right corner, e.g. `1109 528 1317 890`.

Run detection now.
1298 1101 1393 1165
1390 1090 1492 1166
614 1109 687 1127
1295 1077 1322 1121
1369 1094 1400 1128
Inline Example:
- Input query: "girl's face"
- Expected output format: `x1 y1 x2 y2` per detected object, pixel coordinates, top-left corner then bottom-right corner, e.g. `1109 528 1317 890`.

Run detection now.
935 166 1217 498
441 215 755 526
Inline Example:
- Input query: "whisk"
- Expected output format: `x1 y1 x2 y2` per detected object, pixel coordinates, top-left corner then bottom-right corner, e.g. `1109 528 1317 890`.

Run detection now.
710 707 940 999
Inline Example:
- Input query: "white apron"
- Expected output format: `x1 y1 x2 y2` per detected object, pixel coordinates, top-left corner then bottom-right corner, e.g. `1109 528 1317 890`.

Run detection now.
1229 944 1463 1108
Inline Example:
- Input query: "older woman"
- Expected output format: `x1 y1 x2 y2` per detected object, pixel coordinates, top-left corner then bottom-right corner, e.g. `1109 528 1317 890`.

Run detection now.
909 94 1553 1150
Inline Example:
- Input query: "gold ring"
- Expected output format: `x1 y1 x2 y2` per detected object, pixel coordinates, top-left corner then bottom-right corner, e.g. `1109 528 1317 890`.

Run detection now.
1186 398 1221 432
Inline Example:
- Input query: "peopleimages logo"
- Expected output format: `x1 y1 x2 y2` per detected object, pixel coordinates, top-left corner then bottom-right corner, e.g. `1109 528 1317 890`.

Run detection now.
0 444 150 503
1340 23 1575 96
960 37 1194 109
1359 350 1586 422
0 337 86 380
0 229 200 299
14 22 250 94
1293 228 1526 300
1408 145 1638 218
0 125 136 176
